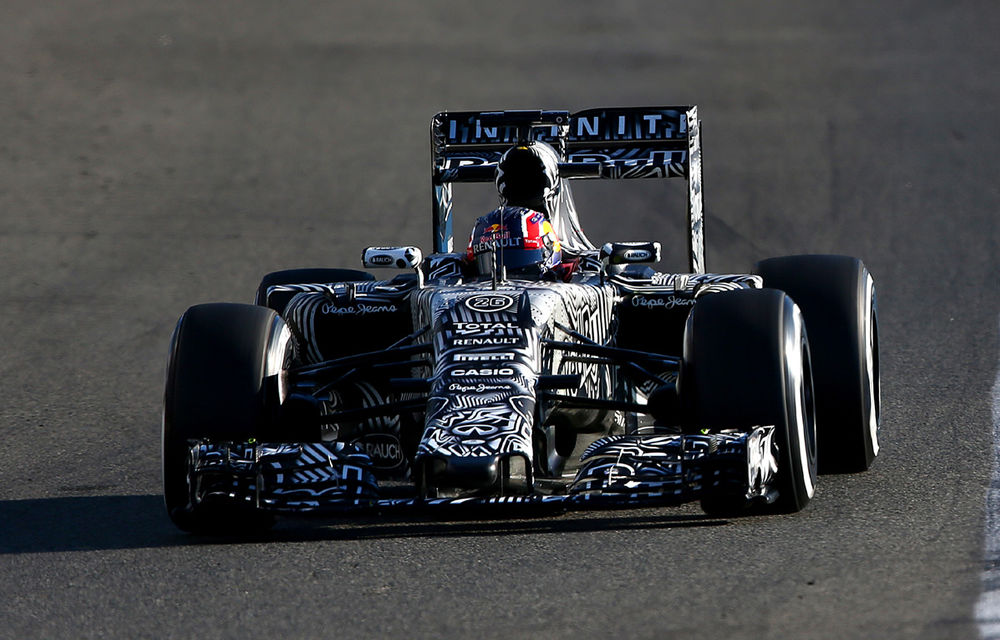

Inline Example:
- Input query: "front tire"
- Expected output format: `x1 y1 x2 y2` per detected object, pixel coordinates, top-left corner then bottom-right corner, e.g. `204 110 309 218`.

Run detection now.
683 289 818 513
754 255 880 472
162 303 291 533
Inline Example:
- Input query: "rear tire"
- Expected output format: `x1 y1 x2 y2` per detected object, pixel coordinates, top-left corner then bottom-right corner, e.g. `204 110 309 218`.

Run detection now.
683 289 818 513
754 255 880 472
254 268 374 314
162 303 291 533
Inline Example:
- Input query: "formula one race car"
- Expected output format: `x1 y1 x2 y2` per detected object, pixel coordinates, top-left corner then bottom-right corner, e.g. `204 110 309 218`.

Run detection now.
163 106 880 533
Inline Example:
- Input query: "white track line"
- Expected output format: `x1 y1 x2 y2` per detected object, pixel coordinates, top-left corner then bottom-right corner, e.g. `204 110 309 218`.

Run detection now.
976 316 1000 639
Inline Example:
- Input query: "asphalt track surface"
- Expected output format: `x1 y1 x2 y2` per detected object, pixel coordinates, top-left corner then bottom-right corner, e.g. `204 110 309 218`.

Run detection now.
1 2 998 639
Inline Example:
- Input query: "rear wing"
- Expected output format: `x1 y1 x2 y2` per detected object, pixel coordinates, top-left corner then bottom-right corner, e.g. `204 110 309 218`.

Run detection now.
430 106 705 273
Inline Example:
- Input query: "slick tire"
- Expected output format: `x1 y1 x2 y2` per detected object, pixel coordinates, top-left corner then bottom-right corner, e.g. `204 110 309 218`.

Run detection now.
254 268 374 314
162 303 292 534
754 255 880 473
683 289 818 514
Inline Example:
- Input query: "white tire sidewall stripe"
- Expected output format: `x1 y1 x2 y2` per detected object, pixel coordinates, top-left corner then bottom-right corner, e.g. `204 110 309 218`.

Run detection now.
865 272 880 456
787 301 815 499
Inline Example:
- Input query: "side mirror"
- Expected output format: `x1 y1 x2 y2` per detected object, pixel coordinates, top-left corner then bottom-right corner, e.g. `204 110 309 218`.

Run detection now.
361 246 424 287
362 246 423 270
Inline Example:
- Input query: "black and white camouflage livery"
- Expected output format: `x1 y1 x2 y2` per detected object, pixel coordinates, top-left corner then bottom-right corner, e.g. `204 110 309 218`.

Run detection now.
164 107 880 529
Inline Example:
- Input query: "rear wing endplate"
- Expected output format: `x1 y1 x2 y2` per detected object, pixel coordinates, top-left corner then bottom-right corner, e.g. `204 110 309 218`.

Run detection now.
430 106 704 273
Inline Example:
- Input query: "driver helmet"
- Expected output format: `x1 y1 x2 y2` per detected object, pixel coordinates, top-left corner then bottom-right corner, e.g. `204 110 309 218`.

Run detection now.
466 207 562 277
495 142 561 214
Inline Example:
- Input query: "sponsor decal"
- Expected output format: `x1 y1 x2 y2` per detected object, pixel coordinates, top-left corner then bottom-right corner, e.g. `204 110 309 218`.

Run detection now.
353 433 404 470
452 368 515 377
623 249 652 261
567 150 685 167
322 303 399 315
452 337 520 346
448 382 512 393
451 423 501 437
464 293 516 313
453 352 516 362
451 321 519 335
471 238 521 255
571 110 684 140
442 109 683 146
369 254 394 266
630 296 695 309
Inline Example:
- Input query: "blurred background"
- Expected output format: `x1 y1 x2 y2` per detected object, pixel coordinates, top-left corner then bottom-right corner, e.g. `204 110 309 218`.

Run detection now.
1 2 997 638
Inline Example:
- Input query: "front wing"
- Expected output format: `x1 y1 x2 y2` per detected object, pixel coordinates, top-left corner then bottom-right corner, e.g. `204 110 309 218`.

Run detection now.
182 427 778 517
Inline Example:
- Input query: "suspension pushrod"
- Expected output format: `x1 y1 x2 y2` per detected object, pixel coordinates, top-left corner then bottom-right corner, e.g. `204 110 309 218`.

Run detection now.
542 339 680 367
290 343 433 378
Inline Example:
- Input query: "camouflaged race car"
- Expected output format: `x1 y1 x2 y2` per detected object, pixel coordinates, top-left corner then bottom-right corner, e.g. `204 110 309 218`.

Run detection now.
162 107 880 533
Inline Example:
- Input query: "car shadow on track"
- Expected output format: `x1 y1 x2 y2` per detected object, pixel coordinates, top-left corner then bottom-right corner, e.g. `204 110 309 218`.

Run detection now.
0 494 729 554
